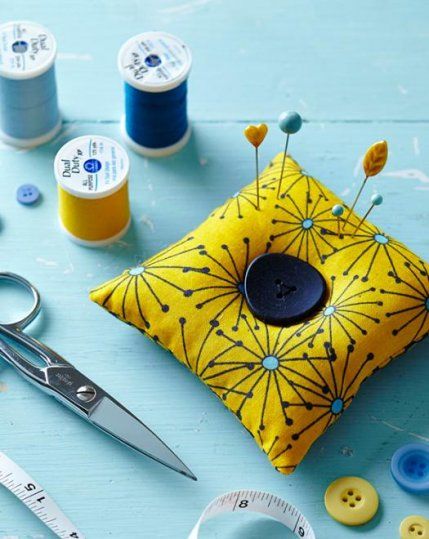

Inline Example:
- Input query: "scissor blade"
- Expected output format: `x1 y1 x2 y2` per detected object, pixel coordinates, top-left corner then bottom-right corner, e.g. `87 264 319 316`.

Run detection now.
89 397 197 481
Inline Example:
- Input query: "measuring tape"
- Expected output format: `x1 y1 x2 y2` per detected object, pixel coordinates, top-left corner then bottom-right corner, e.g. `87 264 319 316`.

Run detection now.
0 454 314 538
188 489 316 538
0 452 84 538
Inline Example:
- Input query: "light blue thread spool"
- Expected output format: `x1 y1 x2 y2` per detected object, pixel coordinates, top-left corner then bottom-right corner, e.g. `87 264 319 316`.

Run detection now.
118 31 192 157
0 21 61 148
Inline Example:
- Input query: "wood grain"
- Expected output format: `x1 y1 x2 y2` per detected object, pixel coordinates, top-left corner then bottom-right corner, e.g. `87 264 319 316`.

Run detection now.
0 1 428 538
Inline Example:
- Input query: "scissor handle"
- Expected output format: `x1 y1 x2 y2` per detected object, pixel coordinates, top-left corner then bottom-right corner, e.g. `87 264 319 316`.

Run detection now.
0 272 72 385
0 272 41 329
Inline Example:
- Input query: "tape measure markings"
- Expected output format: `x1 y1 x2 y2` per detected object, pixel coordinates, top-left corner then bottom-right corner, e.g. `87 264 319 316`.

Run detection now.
188 489 315 538
0 452 84 538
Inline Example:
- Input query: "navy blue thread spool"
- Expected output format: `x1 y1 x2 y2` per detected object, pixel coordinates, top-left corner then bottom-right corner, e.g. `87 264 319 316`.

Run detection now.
118 32 192 157
0 21 61 148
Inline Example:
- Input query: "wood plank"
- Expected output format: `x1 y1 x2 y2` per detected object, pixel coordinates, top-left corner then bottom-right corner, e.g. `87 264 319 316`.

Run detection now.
0 120 427 537
4 0 429 121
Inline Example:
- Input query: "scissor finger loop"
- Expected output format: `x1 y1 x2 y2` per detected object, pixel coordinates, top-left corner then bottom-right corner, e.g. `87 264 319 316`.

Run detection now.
0 272 41 329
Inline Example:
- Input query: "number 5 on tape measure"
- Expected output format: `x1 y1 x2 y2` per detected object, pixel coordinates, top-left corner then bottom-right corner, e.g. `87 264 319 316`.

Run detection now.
0 452 84 538
188 489 315 538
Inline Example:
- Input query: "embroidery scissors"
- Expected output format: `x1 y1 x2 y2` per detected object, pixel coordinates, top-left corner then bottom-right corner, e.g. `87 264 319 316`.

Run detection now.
0 272 196 481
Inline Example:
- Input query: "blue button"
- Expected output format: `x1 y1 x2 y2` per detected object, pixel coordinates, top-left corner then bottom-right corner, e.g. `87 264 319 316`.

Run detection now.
244 253 327 326
391 443 429 494
17 184 40 205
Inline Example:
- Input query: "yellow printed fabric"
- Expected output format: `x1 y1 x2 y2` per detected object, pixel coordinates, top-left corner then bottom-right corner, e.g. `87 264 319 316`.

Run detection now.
90 154 429 474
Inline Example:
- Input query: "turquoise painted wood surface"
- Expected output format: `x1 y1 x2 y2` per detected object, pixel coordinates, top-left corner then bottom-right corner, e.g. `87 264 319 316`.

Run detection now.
0 1 428 537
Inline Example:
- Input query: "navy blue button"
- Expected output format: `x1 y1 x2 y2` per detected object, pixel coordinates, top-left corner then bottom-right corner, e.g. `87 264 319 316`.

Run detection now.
391 443 429 494
17 184 40 205
244 253 327 326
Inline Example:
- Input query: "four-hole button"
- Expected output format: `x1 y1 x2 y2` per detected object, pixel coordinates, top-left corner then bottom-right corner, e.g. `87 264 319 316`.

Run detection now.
391 444 429 494
400 515 429 538
324 476 379 526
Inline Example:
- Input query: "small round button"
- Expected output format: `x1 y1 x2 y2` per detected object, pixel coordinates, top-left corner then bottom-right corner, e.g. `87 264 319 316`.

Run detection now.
244 253 326 326
324 476 379 526
400 515 429 538
17 184 40 205
391 443 429 494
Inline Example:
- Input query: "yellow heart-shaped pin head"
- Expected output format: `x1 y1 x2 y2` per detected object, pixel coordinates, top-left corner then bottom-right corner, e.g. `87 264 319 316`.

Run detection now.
244 123 268 148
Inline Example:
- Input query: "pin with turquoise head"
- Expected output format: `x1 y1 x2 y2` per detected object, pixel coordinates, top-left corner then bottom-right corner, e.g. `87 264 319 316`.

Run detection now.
331 204 344 237
352 194 383 237
0 21 61 148
277 111 302 199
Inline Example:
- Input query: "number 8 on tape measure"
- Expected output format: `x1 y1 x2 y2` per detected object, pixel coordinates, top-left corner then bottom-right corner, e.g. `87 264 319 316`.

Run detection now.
0 452 84 538
188 489 315 538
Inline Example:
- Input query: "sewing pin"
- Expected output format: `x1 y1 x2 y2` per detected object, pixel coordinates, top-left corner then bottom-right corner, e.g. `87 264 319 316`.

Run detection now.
343 140 388 229
277 111 302 199
331 204 344 236
352 194 383 237
244 124 268 209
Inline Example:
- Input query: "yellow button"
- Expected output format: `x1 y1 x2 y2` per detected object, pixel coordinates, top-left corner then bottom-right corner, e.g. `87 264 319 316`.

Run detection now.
324 476 379 526
400 515 429 538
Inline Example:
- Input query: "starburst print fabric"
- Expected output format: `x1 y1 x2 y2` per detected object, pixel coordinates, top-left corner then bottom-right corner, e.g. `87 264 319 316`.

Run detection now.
90 154 429 474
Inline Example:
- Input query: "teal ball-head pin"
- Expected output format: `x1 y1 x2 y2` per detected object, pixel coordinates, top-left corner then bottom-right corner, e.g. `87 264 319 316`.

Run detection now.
331 204 345 236
371 193 383 206
331 204 345 217
352 193 384 237
277 111 303 199
278 111 303 134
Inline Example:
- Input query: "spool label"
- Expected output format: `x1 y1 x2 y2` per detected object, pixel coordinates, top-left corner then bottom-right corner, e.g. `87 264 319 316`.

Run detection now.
0 21 56 79
55 136 129 199
118 31 191 92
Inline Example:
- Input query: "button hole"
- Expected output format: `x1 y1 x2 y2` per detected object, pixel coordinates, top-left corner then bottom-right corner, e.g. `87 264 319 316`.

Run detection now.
342 497 347 502
349 502 356 508
347 490 353 496
355 496 361 501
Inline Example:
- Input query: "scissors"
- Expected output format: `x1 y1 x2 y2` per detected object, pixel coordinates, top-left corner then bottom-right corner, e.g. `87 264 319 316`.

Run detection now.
0 272 196 481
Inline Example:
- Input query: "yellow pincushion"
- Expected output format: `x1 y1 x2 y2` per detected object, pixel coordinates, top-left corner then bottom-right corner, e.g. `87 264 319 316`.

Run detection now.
90 154 429 474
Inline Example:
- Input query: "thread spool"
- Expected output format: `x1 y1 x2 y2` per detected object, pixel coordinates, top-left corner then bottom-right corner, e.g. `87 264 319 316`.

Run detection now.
54 136 130 247
118 31 192 157
0 21 61 148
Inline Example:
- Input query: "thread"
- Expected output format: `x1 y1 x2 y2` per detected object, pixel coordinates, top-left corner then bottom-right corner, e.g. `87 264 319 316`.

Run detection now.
54 136 130 247
118 31 192 157
0 21 61 147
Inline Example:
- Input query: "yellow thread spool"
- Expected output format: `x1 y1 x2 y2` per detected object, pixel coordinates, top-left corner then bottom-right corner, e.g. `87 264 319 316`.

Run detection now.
54 135 131 246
